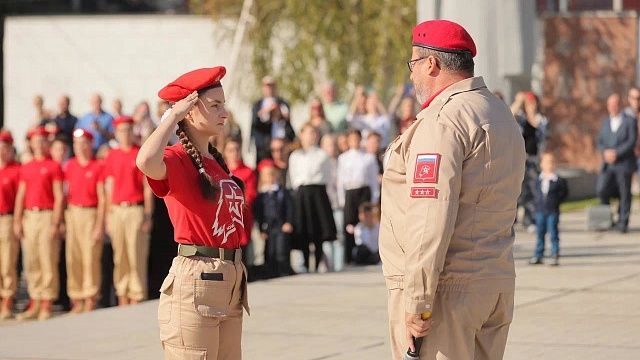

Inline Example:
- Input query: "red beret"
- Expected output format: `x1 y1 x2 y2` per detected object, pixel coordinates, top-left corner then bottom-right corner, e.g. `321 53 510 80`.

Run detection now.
114 115 134 127
158 67 226 102
412 20 476 58
26 126 48 139
73 128 94 141
0 130 13 145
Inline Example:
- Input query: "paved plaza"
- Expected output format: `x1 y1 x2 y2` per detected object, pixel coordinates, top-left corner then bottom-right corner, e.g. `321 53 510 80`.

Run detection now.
0 210 639 359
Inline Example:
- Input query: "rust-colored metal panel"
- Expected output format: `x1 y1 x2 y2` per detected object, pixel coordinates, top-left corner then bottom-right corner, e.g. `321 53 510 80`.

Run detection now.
543 15 637 171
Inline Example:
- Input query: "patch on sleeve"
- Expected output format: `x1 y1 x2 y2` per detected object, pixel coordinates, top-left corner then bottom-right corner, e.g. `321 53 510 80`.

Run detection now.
413 153 441 183
410 187 439 199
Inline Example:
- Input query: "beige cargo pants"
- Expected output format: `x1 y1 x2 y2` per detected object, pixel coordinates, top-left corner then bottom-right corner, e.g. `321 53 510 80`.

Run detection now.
65 206 102 300
108 205 148 301
158 251 249 360
388 280 514 360
0 214 19 299
22 210 60 300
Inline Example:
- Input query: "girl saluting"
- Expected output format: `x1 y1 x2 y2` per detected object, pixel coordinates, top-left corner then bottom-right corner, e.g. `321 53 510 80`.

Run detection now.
137 67 249 359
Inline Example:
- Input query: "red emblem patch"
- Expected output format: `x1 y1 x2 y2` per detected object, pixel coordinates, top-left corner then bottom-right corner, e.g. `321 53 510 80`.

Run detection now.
414 153 441 183
410 187 439 199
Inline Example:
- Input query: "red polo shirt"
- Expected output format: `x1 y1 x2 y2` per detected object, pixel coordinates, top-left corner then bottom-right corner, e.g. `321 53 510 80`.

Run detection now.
64 158 105 207
0 162 21 214
20 157 63 210
104 146 144 204
147 143 247 248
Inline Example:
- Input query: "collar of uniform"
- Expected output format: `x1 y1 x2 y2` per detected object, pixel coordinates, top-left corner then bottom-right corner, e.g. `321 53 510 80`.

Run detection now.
416 76 487 118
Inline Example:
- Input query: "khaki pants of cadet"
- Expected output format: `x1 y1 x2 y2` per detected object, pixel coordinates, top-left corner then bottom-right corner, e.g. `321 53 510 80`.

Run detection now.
158 251 249 360
22 210 60 300
65 206 102 300
0 215 19 299
108 205 149 301
388 280 514 360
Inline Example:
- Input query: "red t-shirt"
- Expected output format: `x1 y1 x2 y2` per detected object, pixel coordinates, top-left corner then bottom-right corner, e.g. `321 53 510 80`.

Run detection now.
64 158 104 207
20 157 63 210
229 162 257 243
147 144 247 249
104 146 144 204
0 162 21 213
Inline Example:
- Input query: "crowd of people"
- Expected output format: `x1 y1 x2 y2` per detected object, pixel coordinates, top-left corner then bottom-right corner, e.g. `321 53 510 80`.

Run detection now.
2 74 639 320
0 76 417 320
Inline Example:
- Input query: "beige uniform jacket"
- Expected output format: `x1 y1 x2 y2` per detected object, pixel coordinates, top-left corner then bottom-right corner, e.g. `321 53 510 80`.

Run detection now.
380 77 526 314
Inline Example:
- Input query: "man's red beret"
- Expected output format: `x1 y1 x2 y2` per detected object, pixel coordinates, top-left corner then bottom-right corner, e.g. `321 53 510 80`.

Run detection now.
0 130 13 145
114 115 134 127
26 126 48 139
158 67 226 102
73 128 94 141
412 20 476 58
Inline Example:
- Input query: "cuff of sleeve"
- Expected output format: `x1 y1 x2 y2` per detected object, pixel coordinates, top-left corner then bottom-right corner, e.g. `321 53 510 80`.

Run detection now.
405 298 433 315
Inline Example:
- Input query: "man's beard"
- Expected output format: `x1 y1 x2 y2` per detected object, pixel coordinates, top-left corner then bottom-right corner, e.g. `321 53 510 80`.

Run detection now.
414 85 428 105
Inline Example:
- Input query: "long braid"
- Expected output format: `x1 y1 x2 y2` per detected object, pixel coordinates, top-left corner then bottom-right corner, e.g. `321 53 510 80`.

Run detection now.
176 121 219 199
209 142 245 192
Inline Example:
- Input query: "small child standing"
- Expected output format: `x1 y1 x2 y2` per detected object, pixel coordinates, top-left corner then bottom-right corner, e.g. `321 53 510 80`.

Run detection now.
350 202 380 265
530 152 568 266
254 163 295 277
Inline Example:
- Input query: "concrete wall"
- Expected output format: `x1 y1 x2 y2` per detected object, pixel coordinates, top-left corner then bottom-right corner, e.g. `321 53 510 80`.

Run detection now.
417 0 538 100
3 15 286 160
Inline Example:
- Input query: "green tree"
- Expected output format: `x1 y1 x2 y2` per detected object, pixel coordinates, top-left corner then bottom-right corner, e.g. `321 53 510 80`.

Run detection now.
190 0 416 103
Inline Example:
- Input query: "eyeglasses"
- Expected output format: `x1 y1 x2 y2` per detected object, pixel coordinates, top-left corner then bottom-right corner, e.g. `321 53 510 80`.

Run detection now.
407 56 429 72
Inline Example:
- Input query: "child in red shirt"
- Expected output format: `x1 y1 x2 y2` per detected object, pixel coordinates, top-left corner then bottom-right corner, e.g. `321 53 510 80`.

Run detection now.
104 116 154 305
223 138 257 263
13 127 64 321
137 67 249 359
64 129 106 312
0 130 20 319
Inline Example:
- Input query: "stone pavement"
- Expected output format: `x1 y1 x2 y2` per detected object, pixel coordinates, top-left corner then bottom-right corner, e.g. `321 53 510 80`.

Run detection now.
0 210 638 359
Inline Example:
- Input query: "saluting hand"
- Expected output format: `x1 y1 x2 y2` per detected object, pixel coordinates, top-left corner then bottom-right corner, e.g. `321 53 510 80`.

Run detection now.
170 91 199 122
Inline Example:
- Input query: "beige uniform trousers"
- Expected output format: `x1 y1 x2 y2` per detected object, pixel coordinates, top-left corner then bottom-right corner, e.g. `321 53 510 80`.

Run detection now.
65 206 102 300
388 282 514 360
108 205 149 301
22 210 60 300
0 214 19 298
158 251 249 360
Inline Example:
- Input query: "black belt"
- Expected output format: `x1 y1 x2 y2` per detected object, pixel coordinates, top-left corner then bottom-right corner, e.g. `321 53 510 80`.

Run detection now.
178 244 237 261
115 201 144 207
